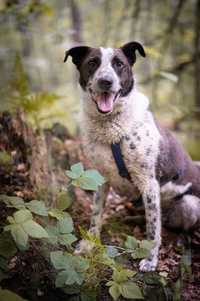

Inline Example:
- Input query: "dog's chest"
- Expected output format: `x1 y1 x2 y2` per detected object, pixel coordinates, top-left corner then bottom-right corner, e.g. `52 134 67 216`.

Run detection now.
83 129 159 198
83 138 139 197
82 107 161 198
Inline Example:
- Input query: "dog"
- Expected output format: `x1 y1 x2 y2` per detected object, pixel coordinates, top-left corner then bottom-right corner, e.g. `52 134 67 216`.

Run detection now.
64 42 200 271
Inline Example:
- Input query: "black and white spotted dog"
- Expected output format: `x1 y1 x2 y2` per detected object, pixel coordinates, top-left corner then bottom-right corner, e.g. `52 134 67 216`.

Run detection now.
64 42 200 271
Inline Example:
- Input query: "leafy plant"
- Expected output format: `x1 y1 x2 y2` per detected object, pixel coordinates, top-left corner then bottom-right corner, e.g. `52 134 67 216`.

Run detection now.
66 162 106 191
46 216 77 247
69 229 145 300
4 209 48 250
107 269 143 300
124 235 154 259
50 251 89 287
0 162 170 301
4 54 63 128
1 196 48 216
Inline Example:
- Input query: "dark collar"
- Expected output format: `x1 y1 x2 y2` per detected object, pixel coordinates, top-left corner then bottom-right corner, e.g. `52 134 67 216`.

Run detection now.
111 142 131 180
111 142 143 207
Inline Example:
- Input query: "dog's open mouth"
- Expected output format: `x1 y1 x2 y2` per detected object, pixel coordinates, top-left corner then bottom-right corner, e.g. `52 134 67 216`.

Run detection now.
93 91 120 114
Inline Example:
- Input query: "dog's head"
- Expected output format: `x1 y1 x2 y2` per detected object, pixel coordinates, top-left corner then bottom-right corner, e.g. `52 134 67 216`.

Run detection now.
64 42 145 115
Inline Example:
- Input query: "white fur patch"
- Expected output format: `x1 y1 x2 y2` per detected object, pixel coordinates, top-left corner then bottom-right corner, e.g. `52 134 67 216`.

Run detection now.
90 47 121 94
99 47 120 92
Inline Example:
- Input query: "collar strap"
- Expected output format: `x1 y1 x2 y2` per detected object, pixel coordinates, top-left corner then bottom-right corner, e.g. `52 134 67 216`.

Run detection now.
111 142 131 181
111 142 143 207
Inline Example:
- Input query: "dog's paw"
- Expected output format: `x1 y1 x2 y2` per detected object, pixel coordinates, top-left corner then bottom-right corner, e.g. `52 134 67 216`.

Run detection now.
139 257 157 272
74 239 95 255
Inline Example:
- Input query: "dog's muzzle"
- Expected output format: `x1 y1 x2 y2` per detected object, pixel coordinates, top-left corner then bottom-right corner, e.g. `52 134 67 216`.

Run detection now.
91 90 121 114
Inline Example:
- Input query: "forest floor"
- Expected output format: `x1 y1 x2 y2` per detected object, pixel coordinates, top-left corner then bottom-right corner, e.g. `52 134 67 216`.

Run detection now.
0 112 200 301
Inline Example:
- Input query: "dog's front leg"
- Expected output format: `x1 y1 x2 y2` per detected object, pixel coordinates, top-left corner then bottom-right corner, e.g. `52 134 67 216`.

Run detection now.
75 183 109 254
139 178 161 272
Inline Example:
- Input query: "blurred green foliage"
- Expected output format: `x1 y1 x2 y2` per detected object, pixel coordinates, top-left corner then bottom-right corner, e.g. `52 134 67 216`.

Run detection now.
0 0 199 156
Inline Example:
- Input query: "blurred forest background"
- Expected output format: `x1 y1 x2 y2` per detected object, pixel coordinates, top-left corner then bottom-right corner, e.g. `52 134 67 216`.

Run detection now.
0 0 200 159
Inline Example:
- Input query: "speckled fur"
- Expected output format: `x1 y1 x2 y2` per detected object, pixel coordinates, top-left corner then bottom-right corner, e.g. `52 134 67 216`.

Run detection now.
81 87 162 271
65 44 200 272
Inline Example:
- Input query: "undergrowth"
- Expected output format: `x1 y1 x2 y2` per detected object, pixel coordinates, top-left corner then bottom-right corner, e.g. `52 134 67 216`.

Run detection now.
0 162 191 301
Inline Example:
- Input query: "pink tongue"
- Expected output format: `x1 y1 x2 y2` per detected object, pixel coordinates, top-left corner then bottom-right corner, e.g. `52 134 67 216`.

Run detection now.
96 93 114 113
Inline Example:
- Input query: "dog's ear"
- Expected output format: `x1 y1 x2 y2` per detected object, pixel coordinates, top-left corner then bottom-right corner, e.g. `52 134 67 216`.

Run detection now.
120 42 146 65
64 46 90 68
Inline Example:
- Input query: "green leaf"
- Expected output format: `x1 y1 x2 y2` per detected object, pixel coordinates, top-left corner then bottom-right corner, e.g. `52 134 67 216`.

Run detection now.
106 280 115 287
50 252 88 286
109 284 121 301
0 288 27 301
58 216 74 234
50 251 70 270
79 227 102 246
72 255 89 272
72 177 99 191
139 240 154 250
22 220 48 238
7 216 15 224
13 209 32 224
0 195 25 210
56 190 72 210
26 200 48 216
71 167 106 191
71 162 84 174
66 162 84 179
125 235 138 250
11 224 28 249
0 233 17 258
130 239 154 259
59 234 77 246
131 248 150 259
67 270 84 285
48 208 69 220
113 269 136 283
65 170 79 179
55 266 84 287
83 170 105 186
45 225 59 244
55 270 70 287
119 282 144 299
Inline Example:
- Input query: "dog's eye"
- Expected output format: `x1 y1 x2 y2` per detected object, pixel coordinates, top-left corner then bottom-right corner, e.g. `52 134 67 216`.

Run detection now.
114 60 124 68
87 59 98 68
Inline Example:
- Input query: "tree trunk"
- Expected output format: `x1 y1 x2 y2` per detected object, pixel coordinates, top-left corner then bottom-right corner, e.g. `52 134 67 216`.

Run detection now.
69 0 83 44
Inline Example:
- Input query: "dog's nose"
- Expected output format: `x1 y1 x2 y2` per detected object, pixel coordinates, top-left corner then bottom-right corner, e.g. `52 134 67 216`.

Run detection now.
98 78 113 91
